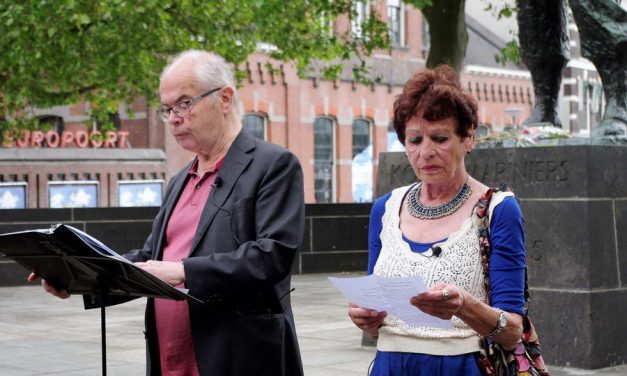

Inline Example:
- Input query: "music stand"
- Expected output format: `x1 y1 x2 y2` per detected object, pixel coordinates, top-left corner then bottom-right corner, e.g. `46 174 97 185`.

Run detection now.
0 224 202 375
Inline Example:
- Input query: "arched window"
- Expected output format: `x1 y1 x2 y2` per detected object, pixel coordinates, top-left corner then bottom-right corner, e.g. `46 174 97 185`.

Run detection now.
352 118 371 158
351 118 374 203
242 113 266 140
314 117 335 203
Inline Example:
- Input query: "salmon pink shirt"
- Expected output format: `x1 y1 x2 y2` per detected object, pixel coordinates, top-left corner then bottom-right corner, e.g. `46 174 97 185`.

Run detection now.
154 158 222 376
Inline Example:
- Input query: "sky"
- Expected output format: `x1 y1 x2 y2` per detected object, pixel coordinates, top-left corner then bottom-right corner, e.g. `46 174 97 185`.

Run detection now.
466 0 517 42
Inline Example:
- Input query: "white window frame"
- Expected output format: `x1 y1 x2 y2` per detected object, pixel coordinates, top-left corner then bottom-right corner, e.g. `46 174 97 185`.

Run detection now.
313 117 337 203
0 182 27 209
387 0 405 47
351 1 370 39
48 181 99 208
117 179 164 207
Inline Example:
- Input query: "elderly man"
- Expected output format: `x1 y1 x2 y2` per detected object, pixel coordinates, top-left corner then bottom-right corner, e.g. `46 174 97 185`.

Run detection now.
30 50 305 376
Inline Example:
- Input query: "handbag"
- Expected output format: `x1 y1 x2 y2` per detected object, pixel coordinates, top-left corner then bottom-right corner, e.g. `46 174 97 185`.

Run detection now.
475 186 550 376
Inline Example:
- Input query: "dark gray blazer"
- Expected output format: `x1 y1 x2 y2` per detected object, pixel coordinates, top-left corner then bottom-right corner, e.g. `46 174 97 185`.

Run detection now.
125 129 305 376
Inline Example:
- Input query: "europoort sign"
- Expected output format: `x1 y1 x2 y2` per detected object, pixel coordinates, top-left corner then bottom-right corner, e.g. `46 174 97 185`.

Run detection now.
2 129 130 148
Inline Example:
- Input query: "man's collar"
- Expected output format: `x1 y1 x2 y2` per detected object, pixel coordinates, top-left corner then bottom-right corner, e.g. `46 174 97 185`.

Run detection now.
188 157 225 176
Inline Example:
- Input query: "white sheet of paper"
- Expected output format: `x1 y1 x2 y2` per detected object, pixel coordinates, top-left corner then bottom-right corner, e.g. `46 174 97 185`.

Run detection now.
328 274 452 328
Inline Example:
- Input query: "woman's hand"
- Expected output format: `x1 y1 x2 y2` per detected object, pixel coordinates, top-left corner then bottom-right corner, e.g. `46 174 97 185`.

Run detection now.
414 283 523 349
348 303 387 338
28 273 71 299
410 283 466 320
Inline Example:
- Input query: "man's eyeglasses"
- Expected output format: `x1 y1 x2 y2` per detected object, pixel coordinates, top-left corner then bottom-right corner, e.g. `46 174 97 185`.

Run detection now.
157 86 223 122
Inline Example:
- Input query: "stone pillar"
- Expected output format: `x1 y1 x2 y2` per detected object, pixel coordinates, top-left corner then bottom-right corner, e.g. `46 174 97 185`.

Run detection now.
375 145 627 368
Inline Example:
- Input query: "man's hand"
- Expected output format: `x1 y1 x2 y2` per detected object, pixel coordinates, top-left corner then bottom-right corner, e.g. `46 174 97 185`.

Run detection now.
135 260 185 286
27 273 71 299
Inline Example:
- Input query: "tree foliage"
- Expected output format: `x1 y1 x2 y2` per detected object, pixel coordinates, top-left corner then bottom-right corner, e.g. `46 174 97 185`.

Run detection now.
0 0 520 134
0 0 389 128
481 0 520 66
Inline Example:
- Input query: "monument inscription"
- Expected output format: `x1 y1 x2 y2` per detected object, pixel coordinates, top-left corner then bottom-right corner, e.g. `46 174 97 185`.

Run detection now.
378 146 626 199
467 159 569 185
377 151 574 198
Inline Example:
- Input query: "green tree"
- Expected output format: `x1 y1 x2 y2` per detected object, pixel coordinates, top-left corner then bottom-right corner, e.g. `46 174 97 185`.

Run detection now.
0 0 388 128
0 0 516 133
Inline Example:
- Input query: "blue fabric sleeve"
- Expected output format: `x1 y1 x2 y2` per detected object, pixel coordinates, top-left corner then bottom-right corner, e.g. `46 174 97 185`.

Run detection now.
367 192 526 316
367 192 391 274
488 195 527 315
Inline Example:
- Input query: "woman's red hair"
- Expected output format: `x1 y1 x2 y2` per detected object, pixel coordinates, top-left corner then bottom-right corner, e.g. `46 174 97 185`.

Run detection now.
393 65 478 143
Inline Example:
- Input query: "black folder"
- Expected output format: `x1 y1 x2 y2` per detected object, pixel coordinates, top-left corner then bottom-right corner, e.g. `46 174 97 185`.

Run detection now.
0 224 202 304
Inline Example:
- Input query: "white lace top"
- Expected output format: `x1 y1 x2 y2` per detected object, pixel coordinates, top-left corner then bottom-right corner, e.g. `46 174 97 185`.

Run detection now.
374 184 505 356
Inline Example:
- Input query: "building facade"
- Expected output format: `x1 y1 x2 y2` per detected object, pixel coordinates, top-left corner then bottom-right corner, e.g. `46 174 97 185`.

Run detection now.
0 1 535 208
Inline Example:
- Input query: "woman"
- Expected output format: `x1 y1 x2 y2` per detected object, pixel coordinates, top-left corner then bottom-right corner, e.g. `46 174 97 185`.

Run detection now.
348 65 526 375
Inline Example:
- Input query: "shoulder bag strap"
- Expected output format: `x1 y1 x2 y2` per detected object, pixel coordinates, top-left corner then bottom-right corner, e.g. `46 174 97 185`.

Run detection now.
476 185 530 310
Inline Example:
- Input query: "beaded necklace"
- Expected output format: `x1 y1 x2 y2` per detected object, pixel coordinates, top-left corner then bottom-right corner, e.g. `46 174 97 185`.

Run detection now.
407 182 472 219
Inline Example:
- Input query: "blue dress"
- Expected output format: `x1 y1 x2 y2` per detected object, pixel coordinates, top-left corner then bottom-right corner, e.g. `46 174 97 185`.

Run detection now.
367 192 526 376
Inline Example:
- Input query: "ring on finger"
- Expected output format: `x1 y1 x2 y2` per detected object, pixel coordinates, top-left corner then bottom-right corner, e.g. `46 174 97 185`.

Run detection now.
442 289 450 300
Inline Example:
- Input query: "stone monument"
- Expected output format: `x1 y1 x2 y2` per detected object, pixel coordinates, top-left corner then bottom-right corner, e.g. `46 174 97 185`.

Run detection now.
364 0 627 366
375 146 627 369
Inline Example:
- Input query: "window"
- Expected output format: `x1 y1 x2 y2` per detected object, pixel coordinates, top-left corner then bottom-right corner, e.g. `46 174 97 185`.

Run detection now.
352 118 371 158
351 1 370 39
387 120 405 151
38 115 64 133
314 117 335 203
242 113 266 140
319 10 334 37
0 182 27 209
118 180 164 207
579 80 604 135
387 0 404 47
94 112 121 132
421 17 430 58
351 119 373 203
32 116 65 148
48 181 98 208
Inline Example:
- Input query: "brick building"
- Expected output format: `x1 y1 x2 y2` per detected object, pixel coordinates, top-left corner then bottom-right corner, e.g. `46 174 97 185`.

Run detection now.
0 2 534 208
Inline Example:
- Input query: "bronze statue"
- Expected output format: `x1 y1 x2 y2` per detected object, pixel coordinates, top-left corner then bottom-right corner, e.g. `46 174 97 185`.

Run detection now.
517 0 626 143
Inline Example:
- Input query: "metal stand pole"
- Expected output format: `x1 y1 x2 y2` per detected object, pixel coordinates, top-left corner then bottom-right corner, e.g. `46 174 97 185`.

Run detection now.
99 285 108 376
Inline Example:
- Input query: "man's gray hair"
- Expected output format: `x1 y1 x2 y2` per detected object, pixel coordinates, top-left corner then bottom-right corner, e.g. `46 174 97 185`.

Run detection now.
161 50 238 103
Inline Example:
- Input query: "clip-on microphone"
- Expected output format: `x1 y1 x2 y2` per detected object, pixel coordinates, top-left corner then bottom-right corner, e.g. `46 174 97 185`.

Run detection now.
432 246 442 257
